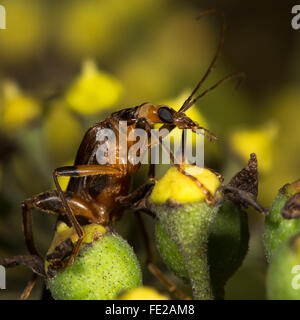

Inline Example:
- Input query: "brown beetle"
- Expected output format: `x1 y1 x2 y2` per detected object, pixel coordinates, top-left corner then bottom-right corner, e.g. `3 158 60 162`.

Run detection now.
1 9 244 299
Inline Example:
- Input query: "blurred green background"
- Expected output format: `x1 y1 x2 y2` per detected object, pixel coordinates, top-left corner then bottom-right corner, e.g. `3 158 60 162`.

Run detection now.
0 0 299 299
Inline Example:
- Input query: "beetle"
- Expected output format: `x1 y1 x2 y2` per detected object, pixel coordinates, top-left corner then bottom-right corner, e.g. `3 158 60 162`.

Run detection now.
1 9 244 299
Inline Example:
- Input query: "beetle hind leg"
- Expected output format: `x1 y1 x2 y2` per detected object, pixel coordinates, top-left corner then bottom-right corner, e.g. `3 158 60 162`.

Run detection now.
1 254 45 300
4 190 95 299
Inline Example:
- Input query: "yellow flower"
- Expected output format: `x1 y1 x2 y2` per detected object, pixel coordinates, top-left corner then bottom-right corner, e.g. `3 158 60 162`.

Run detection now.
65 59 123 114
47 223 107 262
230 123 278 173
118 287 168 300
0 81 41 131
151 165 221 204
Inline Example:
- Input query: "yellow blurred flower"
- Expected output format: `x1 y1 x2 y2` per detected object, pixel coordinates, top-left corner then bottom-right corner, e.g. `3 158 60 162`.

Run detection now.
118 287 169 300
65 60 123 114
230 123 278 173
258 88 300 204
0 81 41 131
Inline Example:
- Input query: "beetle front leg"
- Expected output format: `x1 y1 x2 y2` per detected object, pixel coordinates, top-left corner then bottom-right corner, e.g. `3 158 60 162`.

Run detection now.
148 163 158 183
116 182 155 217
152 126 214 203
20 274 38 300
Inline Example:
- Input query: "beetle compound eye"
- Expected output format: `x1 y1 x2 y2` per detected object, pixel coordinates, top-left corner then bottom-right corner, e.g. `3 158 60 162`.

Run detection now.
158 107 174 124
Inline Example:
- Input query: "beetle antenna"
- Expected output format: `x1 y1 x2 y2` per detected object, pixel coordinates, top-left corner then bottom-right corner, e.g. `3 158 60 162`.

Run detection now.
183 72 246 112
179 9 226 112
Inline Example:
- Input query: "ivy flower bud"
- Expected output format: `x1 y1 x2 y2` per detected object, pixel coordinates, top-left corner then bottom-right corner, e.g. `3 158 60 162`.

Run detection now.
150 165 222 300
264 179 300 262
151 156 258 300
46 223 142 300
154 200 249 300
267 233 300 299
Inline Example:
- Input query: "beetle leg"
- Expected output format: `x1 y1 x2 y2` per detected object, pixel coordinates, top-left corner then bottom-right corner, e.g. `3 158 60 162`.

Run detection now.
22 190 96 258
116 182 154 208
208 168 224 183
1 254 45 300
148 163 158 182
14 190 97 299
117 181 188 298
20 274 38 300
151 128 214 203
167 147 214 202
147 264 190 300
175 129 187 163
53 165 126 264
173 163 214 203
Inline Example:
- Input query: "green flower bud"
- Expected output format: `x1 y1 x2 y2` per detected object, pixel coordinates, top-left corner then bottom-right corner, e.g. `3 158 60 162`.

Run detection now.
155 221 189 281
150 165 222 300
46 223 142 300
208 200 249 299
266 233 300 300
151 156 260 300
155 200 249 299
264 180 300 262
